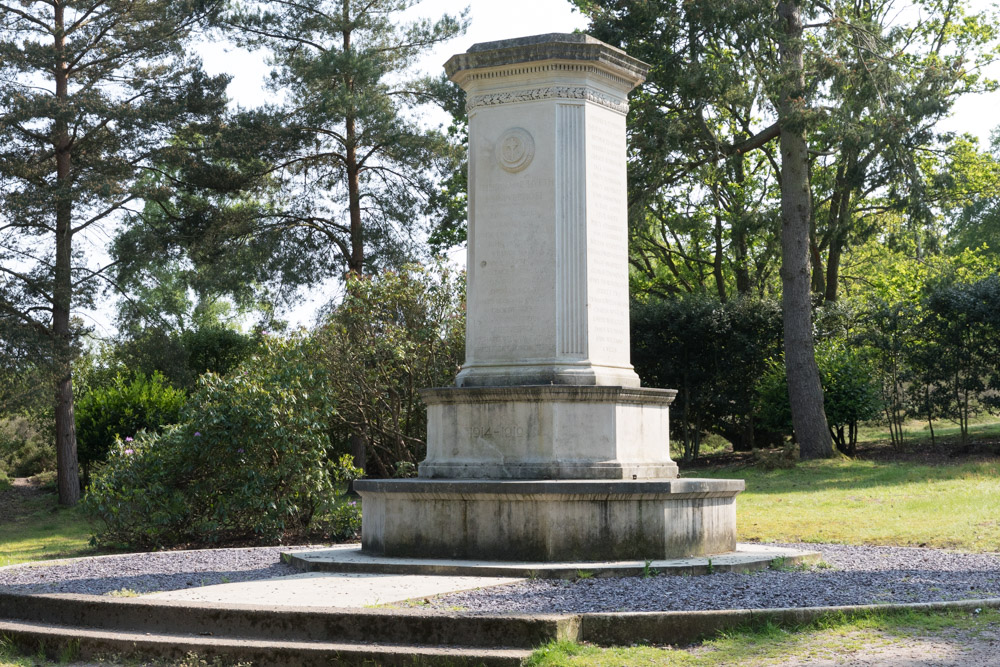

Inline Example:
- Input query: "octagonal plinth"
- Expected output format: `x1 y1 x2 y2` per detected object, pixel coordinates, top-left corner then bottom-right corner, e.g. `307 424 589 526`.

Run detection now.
355 478 743 561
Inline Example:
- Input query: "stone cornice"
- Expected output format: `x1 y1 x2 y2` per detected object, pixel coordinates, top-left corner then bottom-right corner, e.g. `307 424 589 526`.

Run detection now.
445 33 648 91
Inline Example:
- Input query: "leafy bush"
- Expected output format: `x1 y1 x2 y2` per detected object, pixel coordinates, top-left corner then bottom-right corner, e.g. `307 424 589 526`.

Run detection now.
314 264 465 476
82 325 262 393
0 416 53 477
84 335 359 549
631 295 783 459
0 469 10 491
757 346 881 456
323 497 362 541
75 372 186 483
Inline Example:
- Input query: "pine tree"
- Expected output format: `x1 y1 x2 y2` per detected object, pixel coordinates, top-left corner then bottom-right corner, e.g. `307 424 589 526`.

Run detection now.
0 0 228 504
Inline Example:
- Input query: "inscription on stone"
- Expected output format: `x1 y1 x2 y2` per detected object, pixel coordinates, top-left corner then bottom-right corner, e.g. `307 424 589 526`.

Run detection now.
587 111 628 360
470 425 526 438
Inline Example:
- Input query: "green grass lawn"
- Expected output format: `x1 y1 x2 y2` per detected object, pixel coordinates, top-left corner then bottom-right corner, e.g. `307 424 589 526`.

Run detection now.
855 414 1000 446
0 483 96 568
526 608 1000 666
691 457 1000 551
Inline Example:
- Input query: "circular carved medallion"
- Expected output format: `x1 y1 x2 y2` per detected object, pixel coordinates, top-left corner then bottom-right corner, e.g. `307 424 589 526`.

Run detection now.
496 128 535 173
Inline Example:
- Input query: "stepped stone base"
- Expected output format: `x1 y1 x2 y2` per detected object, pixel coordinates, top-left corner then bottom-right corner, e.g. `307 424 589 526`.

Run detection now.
355 478 743 562
419 386 679 480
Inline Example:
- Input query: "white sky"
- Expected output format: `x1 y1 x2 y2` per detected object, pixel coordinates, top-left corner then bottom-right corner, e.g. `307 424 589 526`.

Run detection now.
84 0 1000 335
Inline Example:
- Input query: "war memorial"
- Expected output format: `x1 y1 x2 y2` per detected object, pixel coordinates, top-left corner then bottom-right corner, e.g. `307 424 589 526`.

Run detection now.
354 33 744 563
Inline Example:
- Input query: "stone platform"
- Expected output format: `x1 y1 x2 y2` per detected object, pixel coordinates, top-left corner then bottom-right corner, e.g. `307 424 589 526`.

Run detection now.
354 478 743 561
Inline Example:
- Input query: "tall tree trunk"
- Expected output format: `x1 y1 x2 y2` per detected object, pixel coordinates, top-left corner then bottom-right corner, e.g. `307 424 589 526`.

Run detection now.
824 181 852 302
341 0 368 481
713 214 727 302
777 0 833 460
53 1 80 506
343 0 363 276
731 154 752 295
824 234 844 303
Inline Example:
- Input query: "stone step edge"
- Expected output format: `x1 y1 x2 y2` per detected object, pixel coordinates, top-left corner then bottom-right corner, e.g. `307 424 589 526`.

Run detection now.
0 592 574 649
0 620 529 667
6 591 997 655
580 597 1000 646
285 546 822 578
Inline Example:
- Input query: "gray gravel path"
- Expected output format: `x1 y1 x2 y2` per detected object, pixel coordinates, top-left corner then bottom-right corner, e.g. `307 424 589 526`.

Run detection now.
0 547 298 596
429 544 1000 613
2 543 999 613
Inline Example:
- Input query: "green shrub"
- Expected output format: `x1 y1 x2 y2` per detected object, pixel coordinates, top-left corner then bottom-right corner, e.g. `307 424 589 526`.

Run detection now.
75 372 186 483
324 494 362 540
0 416 53 477
315 264 465 476
80 325 262 394
0 469 10 491
84 334 359 549
631 295 783 458
756 346 881 456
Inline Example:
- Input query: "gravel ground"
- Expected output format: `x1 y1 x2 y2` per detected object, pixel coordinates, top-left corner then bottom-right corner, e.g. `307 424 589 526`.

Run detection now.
2 543 999 613
428 544 1000 613
0 547 299 596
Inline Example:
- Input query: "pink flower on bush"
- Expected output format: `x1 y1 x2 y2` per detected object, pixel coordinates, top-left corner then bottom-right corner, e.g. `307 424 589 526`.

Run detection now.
124 436 133 442
194 431 201 437
237 448 244 454
124 449 134 455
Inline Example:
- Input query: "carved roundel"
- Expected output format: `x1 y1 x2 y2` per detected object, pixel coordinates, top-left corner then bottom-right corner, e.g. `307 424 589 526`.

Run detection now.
496 127 535 173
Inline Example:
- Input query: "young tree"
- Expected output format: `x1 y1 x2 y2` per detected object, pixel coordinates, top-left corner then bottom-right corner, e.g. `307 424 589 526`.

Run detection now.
314 264 464 476
0 0 227 504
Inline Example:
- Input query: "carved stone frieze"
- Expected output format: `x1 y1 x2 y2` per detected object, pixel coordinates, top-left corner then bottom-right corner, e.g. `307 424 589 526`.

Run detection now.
467 86 629 114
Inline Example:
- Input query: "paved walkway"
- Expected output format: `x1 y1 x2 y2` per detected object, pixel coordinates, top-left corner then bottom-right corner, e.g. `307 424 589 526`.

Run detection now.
148 571 523 607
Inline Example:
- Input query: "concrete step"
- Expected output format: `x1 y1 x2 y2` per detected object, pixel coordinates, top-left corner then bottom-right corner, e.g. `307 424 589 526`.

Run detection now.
0 592 575 649
285 543 822 579
0 619 530 667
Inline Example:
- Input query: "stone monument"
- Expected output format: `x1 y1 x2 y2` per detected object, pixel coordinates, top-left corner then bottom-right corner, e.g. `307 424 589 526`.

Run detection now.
354 33 743 562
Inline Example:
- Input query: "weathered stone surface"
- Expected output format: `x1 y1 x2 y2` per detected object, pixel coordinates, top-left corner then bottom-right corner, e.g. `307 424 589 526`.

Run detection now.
448 33 646 389
419 386 678 480
356 479 743 561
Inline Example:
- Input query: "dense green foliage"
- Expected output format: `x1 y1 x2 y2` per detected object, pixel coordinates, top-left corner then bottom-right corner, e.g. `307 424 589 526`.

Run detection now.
314 264 465 476
104 326 262 392
631 296 783 459
84 335 359 548
757 346 882 456
74 373 186 483
0 417 52 478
